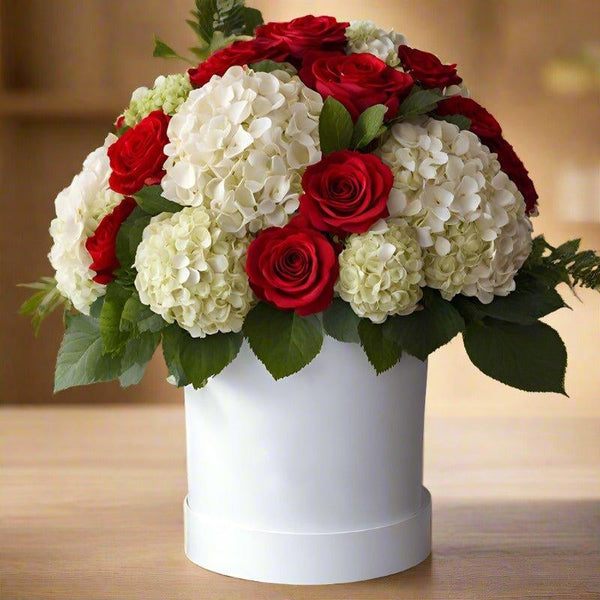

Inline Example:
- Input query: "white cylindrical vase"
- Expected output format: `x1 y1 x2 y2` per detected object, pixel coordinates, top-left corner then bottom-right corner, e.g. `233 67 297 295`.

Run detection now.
184 337 431 584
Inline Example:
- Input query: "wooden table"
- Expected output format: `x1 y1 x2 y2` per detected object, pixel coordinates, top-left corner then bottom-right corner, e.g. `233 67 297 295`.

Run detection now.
2 406 599 599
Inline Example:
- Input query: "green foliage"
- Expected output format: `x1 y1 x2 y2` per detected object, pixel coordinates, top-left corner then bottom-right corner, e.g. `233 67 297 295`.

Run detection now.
100 283 133 354
463 319 567 394
114 207 152 289
119 331 161 387
161 324 242 388
453 275 566 326
120 294 167 334
19 276 68 335
395 88 446 121
435 113 472 130
249 60 296 74
319 97 354 155
243 303 323 379
351 104 388 149
133 185 183 216
523 236 600 291
384 289 465 361
358 319 402 374
54 314 124 392
157 1 264 64
322 298 361 343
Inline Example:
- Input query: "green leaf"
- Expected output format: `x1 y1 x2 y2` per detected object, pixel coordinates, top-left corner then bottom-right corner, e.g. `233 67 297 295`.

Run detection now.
190 0 217 44
319 97 354 155
358 319 402 374
118 331 161 387
385 289 465 360
161 324 242 388
243 303 323 379
133 185 183 216
242 7 264 35
115 207 152 273
351 104 388 149
162 325 190 386
454 276 566 325
153 37 181 59
396 88 445 120
322 298 361 343
436 113 472 130
249 60 296 75
120 294 167 334
99 283 132 354
18 276 67 335
463 319 567 394
54 314 123 392
89 296 104 318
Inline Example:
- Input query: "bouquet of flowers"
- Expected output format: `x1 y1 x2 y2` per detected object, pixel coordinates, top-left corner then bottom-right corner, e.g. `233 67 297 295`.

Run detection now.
21 1 599 394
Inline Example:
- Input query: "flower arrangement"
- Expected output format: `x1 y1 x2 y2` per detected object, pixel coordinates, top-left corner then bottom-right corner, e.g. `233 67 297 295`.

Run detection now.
21 1 599 394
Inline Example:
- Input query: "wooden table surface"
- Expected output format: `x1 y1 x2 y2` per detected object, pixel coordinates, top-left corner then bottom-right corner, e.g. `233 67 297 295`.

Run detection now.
2 406 599 600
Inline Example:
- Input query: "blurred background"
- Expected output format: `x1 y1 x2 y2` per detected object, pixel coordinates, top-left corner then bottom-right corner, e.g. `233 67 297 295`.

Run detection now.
1 0 598 416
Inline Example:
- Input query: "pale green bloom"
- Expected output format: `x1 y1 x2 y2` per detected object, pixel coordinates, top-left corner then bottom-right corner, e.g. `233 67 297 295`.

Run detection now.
337 224 425 323
134 206 255 338
122 73 192 128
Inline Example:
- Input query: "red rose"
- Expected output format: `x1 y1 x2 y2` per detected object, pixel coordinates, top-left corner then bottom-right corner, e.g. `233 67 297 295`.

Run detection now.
437 96 502 139
108 110 170 196
398 45 462 89
300 52 414 120
85 197 137 284
486 137 539 215
188 38 290 88
300 150 392 235
245 216 339 316
256 15 349 60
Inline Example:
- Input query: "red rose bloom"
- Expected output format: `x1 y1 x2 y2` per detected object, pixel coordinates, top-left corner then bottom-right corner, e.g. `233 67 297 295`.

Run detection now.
245 216 339 316
437 96 502 139
256 15 349 60
300 52 414 120
188 38 290 88
300 150 392 235
85 197 137 284
108 110 170 196
486 137 539 215
398 45 462 89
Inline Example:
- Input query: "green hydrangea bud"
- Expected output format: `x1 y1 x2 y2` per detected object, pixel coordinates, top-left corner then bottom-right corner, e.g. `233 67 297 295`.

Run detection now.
122 73 192 128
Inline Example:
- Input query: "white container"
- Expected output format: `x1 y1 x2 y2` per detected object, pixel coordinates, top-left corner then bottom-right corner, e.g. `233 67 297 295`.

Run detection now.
184 337 431 584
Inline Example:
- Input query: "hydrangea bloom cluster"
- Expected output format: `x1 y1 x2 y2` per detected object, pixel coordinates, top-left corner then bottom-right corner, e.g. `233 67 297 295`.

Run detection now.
34 6 580 395
337 225 425 322
161 66 323 236
122 73 192 128
376 119 532 303
134 206 254 337
345 21 406 66
49 135 123 313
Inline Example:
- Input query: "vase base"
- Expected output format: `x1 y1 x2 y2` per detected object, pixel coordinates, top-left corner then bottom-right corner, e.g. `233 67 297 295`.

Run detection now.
184 487 431 585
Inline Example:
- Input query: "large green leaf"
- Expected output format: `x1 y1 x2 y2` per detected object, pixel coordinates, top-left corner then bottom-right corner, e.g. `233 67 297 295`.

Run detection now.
54 314 123 392
322 298 361 343
115 207 152 271
118 331 161 387
358 319 402 374
99 283 133 354
120 294 167 334
243 303 323 379
385 290 465 360
133 185 183 216
319 97 354 155
161 324 242 388
463 319 567 394
351 104 388 149
454 276 566 326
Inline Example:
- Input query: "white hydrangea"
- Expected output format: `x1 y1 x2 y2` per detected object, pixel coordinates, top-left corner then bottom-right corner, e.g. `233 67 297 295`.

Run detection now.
122 73 192 127
337 224 425 323
48 135 124 313
134 206 255 338
375 118 532 303
345 20 406 67
161 65 322 236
